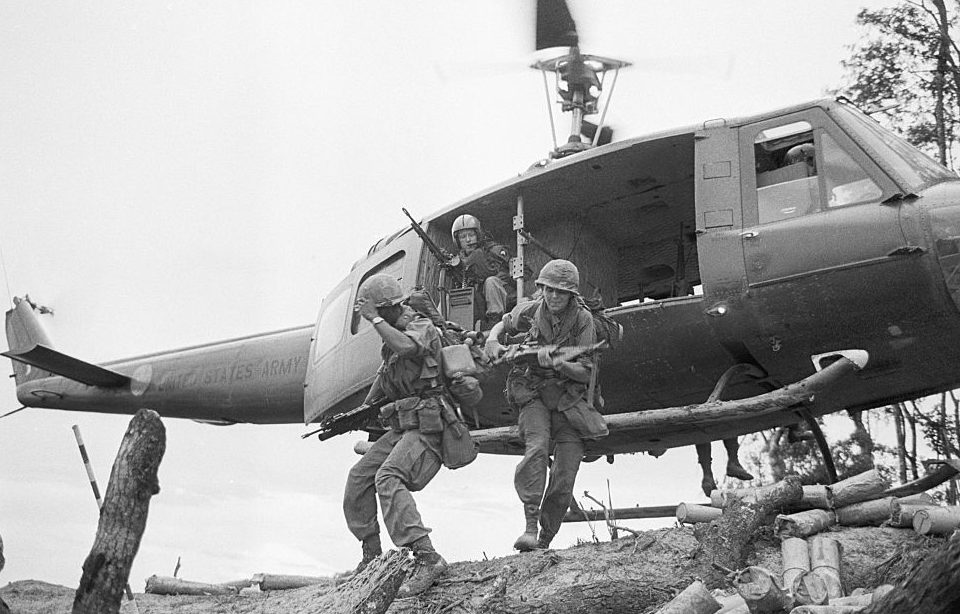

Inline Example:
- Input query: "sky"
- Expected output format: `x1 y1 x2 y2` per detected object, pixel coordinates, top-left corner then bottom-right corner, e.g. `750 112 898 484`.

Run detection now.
0 0 896 589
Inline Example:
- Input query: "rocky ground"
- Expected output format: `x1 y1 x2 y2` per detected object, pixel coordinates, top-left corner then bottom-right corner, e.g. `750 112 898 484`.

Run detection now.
0 524 945 614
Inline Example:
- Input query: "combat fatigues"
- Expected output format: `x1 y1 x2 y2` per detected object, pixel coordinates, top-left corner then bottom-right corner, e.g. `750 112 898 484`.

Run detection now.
343 306 445 549
504 298 608 544
459 241 514 319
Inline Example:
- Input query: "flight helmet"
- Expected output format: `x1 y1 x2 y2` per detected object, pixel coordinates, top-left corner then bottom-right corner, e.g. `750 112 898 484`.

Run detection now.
451 214 482 247
785 143 816 167
535 259 580 295
358 274 407 307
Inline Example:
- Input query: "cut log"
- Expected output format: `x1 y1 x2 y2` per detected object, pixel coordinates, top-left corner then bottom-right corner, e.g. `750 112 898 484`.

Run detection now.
788 606 863 613
716 593 747 613
801 485 834 510
809 536 843 600
72 409 165 614
677 503 723 524
254 573 332 591
835 498 895 527
912 506 960 535
863 534 960 613
829 469 889 508
733 566 792 613
696 476 804 576
895 492 935 506
887 501 939 528
774 510 837 539
656 580 721 614
712 486 833 511
781 537 810 590
145 576 237 596
791 571 829 606
829 585 893 606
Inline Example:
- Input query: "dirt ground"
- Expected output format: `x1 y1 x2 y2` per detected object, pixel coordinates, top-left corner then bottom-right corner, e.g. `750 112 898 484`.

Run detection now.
0 524 945 614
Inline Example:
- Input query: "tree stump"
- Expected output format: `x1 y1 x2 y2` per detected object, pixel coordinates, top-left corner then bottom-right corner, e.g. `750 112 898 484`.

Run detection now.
72 409 166 614
695 475 803 580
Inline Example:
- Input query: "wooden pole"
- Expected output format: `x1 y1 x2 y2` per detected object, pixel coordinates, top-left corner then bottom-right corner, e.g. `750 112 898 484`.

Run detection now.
809 535 843 600
656 580 721 614
781 537 810 590
72 409 165 614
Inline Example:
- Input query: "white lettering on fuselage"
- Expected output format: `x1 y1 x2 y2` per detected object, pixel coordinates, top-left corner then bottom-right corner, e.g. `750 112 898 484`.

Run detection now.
155 355 304 392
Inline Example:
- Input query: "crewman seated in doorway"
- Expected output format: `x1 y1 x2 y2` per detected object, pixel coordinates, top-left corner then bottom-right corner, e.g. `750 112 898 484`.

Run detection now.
449 214 515 330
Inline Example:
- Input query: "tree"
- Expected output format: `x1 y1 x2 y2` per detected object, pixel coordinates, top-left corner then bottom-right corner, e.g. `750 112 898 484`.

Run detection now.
841 0 960 168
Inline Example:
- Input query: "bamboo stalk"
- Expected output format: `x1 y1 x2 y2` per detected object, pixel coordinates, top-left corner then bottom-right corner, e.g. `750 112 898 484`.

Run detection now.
677 502 723 524
913 505 960 535
809 536 843 599
774 509 836 538
656 579 721 614
834 497 895 526
781 537 810 590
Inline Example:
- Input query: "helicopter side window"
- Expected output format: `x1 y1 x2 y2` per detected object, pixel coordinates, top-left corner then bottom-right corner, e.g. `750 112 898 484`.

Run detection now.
351 251 406 334
312 286 351 363
754 121 820 224
820 132 882 207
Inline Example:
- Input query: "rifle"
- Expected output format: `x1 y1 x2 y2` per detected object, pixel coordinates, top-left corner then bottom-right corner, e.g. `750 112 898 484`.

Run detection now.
495 340 607 366
302 397 389 441
402 207 460 268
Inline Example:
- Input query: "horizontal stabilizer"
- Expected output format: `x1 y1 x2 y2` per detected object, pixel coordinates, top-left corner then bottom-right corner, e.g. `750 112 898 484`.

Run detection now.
2 344 130 388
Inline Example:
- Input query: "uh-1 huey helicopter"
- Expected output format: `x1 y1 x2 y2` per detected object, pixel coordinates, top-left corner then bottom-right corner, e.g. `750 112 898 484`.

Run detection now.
6 0 960 486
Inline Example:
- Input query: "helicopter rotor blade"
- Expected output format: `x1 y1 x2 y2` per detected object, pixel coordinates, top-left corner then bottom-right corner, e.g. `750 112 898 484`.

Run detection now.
536 0 579 50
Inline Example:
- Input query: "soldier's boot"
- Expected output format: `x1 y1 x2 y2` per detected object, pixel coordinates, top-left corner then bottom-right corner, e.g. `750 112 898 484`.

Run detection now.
723 438 755 481
513 505 542 552
696 442 716 497
335 534 382 585
397 536 447 598
536 530 555 550
700 473 718 498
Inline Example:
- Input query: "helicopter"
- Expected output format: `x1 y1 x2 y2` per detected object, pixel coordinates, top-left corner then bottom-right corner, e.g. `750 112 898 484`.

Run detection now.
6 0 960 478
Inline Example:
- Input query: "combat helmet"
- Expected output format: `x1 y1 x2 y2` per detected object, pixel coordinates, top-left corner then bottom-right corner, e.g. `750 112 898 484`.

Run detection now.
358 273 407 307
535 259 580 295
451 214 482 246
785 143 816 167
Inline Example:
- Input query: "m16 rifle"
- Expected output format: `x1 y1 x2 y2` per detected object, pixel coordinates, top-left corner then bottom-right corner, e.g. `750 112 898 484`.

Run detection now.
495 340 607 366
402 207 460 269
302 397 389 441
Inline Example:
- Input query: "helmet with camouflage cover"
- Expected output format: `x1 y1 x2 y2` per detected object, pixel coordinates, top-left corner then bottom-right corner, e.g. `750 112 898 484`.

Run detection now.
535 259 580 295
358 273 407 307
451 214 482 246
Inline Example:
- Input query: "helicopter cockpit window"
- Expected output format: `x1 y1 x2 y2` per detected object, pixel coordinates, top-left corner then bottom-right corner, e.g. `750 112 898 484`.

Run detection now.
754 121 820 224
351 251 406 334
820 132 882 207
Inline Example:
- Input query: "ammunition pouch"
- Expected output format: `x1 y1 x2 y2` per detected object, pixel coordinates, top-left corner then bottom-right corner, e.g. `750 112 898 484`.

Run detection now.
385 395 446 434
441 419 478 469
560 402 609 441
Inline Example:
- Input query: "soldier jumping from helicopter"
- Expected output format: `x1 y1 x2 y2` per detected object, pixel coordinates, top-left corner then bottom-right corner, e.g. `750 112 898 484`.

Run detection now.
450 214 515 330
341 273 448 597
485 259 608 551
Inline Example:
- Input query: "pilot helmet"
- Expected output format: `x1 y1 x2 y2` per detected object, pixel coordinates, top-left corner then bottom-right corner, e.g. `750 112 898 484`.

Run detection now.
785 143 816 167
358 273 407 308
451 214 482 247
535 259 580 295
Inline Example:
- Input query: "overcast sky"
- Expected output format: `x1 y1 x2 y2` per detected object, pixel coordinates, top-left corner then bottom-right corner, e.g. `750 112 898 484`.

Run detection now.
0 0 893 588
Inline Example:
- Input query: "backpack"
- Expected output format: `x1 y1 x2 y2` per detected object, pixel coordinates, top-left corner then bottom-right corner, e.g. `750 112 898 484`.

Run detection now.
579 295 623 350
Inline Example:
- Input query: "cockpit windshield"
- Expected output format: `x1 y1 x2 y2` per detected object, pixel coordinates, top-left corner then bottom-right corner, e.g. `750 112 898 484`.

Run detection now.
836 102 957 192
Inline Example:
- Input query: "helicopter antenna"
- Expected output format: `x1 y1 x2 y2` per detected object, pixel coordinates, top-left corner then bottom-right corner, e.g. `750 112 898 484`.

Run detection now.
532 1 631 158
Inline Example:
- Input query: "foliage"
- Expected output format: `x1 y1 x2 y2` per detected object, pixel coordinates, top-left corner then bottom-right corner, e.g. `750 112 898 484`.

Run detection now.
840 0 959 167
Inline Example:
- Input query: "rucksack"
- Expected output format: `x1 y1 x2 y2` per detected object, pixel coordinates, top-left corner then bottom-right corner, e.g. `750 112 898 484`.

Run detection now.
579 295 623 350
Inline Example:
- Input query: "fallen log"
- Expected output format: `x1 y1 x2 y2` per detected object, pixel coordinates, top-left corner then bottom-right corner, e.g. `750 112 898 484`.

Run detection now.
788 606 863 613
72 409 165 614
829 469 889 508
563 505 677 522
733 566 792 613
254 573 332 591
774 510 837 539
145 576 237 596
912 506 960 535
834 498 895 527
656 580 720 614
887 500 939 528
829 585 893 607
791 571 829 606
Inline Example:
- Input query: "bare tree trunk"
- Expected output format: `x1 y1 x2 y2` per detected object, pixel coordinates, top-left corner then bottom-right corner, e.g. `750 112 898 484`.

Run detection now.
891 404 908 484
864 533 960 613
72 409 166 614
907 402 921 479
931 0 951 165
764 428 787 482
